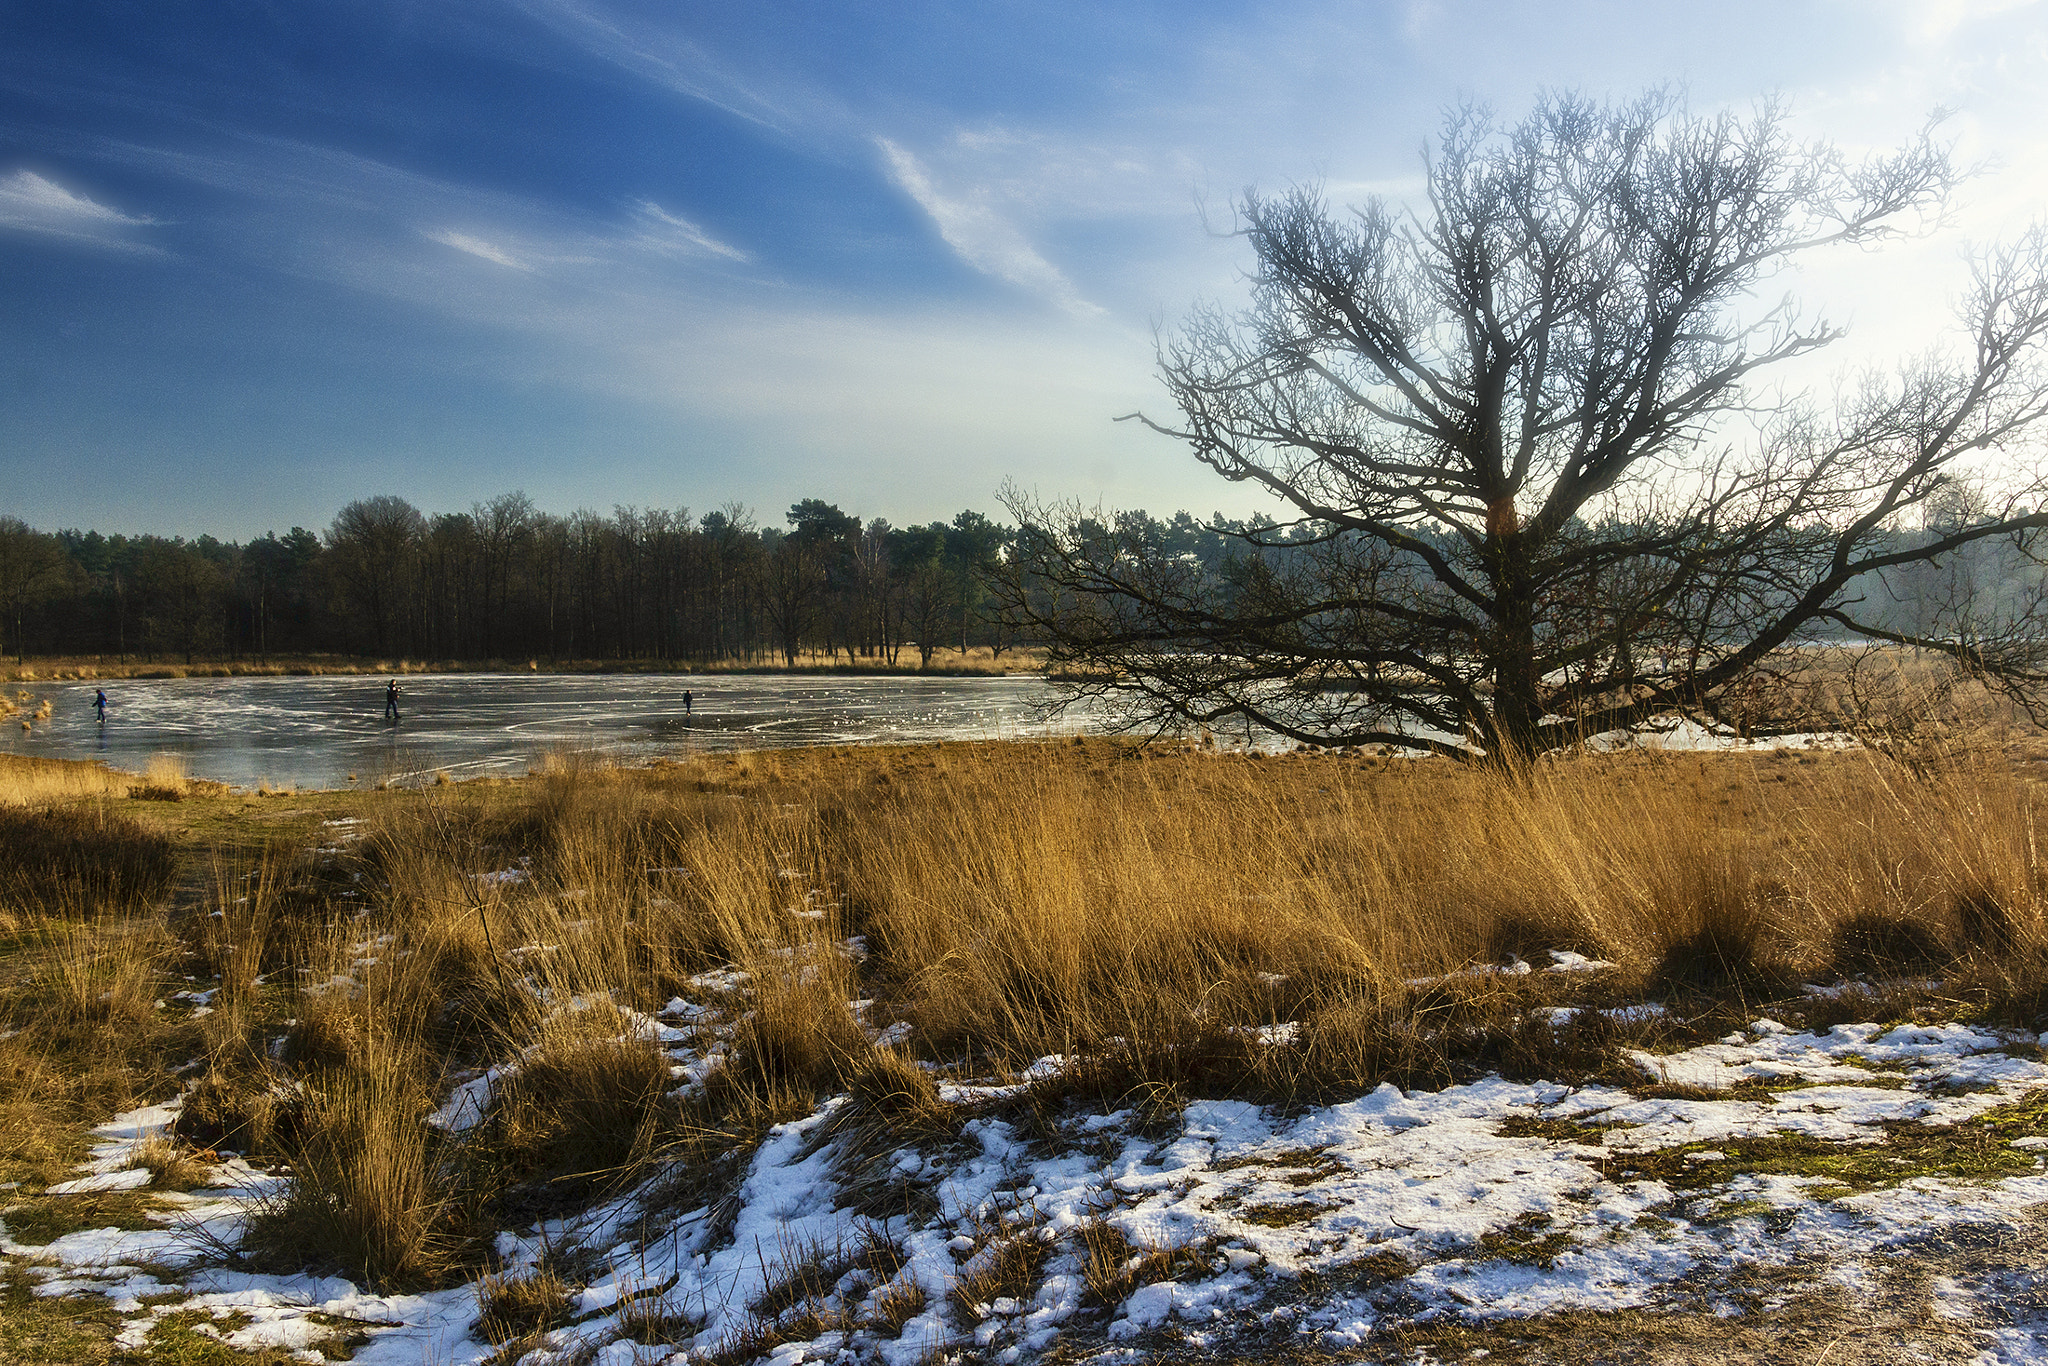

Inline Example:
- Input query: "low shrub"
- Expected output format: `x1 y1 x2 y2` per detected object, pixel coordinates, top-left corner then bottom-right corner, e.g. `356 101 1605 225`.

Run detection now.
172 1069 303 1157
1651 894 1789 994
1828 907 1954 977
0 804 177 915
483 1031 673 1196
243 1063 468 1290
473 1265 575 1344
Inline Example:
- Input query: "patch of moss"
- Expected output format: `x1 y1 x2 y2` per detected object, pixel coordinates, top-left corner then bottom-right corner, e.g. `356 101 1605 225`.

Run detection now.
1212 1147 1345 1183
1477 1213 1574 1268
1968 1086 2048 1140
1609 1111 2041 1193
0 1189 164 1245
1239 1200 1342 1228
1629 1081 1737 1102
1693 1195 1781 1224
137 1310 308 1366
1497 1114 1634 1143
1331 1249 1413 1287
0 1268 122 1365
1727 1071 1914 1098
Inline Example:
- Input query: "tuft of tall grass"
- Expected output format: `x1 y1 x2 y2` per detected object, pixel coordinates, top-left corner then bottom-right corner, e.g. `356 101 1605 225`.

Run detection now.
0 753 137 807
0 803 177 915
473 1264 576 1345
479 1012 673 1199
244 1045 465 1289
23 918 171 1051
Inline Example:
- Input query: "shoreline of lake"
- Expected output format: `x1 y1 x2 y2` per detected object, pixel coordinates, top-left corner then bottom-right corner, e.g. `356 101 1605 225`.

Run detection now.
0 671 1096 792
3 650 1046 685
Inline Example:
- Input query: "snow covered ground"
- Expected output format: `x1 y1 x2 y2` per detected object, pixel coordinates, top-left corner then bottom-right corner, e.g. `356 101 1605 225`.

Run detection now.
8 976 2048 1366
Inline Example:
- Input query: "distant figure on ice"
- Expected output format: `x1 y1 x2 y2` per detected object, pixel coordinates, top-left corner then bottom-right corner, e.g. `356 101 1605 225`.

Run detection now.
684 690 693 715
94 689 107 722
384 679 401 721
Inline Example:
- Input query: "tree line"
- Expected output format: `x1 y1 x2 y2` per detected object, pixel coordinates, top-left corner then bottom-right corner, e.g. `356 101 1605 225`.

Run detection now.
0 494 1267 668
0 494 1060 666
0 481 2007 680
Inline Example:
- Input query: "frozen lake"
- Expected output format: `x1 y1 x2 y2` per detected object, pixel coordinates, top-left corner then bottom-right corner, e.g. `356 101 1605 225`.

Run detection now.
1 672 1099 790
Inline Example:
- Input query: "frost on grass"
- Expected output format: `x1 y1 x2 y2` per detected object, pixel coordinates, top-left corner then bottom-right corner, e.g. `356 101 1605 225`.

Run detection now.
9 984 2048 1366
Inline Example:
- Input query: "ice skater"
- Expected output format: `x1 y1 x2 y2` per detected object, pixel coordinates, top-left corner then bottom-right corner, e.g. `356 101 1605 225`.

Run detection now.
683 689 693 715
94 689 107 722
384 679 401 721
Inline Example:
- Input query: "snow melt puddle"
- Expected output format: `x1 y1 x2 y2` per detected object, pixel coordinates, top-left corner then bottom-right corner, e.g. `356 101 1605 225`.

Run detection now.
7 1016 2048 1363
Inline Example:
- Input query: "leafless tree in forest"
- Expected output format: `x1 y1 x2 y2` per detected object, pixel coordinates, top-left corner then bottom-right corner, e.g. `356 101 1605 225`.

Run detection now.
764 537 825 668
1004 90 2048 761
0 517 66 664
326 495 427 655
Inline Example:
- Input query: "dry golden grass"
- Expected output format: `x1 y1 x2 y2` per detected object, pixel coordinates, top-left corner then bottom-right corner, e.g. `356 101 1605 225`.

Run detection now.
122 1134 214 1190
7 727 2048 1293
0 752 136 807
473 1263 576 1345
241 1026 465 1288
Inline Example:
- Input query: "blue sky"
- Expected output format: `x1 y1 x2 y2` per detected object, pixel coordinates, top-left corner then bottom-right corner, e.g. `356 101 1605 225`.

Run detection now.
3 0 2046 538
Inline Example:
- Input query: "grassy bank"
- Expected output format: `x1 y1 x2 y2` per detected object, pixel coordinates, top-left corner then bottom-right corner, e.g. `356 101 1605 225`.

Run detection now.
1 647 1045 685
2 736 2047 1353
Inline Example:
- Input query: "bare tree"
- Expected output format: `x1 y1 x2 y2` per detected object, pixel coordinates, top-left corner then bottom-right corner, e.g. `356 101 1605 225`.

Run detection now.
326 496 426 655
763 537 824 668
471 491 536 659
0 517 64 664
1005 91 2048 761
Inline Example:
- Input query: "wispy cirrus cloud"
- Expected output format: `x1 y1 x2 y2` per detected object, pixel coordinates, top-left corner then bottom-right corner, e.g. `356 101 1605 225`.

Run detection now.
876 137 1101 317
502 0 807 133
632 201 750 262
0 169 160 252
425 205 748 276
80 133 752 290
427 228 533 271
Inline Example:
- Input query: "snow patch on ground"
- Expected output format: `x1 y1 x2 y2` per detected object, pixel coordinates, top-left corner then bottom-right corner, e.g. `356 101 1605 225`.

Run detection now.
9 995 2048 1363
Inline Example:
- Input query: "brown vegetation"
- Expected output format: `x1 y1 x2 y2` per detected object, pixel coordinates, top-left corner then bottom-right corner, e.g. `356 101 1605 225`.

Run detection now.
3 728 2048 1303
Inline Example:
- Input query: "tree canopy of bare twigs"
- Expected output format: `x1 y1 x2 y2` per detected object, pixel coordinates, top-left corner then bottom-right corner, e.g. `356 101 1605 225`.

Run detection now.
0 517 67 665
1002 90 2048 761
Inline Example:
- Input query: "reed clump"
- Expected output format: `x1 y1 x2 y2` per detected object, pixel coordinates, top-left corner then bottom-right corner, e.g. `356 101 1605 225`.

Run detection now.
242 1052 463 1287
0 802 177 914
0 752 137 807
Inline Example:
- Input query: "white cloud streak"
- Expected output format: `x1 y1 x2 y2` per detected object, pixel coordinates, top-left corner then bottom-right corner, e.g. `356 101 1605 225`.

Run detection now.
0 169 159 251
427 228 532 270
633 201 750 262
875 137 1101 318
1901 0 2043 42
503 0 806 133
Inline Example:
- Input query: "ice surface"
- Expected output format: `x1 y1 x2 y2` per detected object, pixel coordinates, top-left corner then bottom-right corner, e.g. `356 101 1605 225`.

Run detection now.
0 673 1104 790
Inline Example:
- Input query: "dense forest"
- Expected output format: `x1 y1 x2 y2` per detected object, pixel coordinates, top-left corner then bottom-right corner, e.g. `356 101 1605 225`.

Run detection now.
0 490 2015 671
0 494 1243 667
